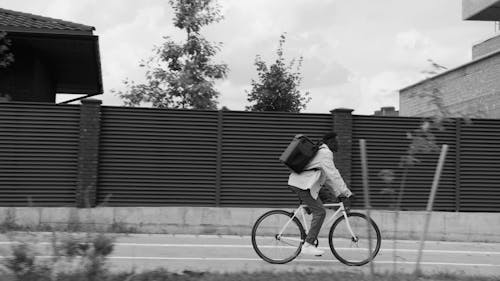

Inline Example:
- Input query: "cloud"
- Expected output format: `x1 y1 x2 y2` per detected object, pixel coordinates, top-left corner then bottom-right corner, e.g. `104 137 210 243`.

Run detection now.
361 71 413 109
300 57 350 88
302 73 403 115
3 0 495 115
390 30 436 71
217 80 248 110
385 29 468 90
396 30 431 50
98 5 176 106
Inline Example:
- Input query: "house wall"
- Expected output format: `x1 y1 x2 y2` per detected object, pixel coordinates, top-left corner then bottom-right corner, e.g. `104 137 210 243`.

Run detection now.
472 34 500 59
399 51 500 118
0 46 55 102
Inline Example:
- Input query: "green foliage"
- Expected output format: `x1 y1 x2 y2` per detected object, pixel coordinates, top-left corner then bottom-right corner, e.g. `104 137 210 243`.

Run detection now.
101 270 500 281
0 31 15 101
375 60 452 274
378 60 451 187
1 242 497 281
0 233 115 281
169 0 222 33
410 59 486 121
246 34 310 112
115 0 228 110
2 243 51 281
0 208 20 232
0 31 14 69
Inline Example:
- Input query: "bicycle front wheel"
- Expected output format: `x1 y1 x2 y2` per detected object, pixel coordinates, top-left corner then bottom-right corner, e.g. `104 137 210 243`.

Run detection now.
251 210 306 264
328 212 381 266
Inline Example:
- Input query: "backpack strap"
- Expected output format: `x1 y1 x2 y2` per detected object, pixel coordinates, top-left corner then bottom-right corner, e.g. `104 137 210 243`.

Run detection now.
302 168 320 172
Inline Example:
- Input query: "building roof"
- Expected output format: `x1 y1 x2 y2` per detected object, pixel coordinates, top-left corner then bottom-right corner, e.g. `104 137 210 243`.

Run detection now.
463 0 500 21
0 8 102 97
0 7 94 35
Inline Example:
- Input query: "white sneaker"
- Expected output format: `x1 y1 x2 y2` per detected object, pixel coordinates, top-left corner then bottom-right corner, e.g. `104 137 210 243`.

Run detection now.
301 242 325 256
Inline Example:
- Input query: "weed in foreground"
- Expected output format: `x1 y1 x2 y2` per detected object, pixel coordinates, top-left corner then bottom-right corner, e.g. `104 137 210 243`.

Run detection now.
0 232 115 281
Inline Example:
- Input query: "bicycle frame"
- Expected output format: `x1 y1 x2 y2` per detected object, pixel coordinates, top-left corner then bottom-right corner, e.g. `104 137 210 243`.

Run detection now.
277 202 357 243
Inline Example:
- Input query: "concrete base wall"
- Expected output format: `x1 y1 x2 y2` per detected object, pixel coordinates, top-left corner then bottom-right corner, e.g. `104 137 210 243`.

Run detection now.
1 207 499 242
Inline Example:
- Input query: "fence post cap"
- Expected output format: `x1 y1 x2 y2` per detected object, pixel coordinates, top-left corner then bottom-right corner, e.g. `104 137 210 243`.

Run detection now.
330 108 354 114
81 99 102 105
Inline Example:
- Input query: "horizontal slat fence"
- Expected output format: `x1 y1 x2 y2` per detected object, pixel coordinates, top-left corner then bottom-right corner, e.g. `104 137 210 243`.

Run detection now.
0 102 79 206
97 107 218 206
351 116 458 211
220 111 332 207
460 119 500 212
0 102 499 211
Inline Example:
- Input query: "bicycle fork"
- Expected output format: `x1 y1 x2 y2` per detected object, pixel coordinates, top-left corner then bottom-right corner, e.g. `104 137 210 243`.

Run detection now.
342 211 360 245
327 205 359 244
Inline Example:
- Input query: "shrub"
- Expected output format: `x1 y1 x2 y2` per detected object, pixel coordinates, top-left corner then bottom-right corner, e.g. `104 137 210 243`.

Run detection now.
0 233 115 281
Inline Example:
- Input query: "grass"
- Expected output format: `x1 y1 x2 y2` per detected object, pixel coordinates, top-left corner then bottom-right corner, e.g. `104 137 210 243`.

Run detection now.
81 270 500 281
4 269 497 281
0 217 138 235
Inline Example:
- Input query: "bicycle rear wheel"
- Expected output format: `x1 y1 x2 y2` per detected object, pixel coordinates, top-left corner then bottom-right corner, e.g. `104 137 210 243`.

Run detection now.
251 210 305 264
328 212 381 266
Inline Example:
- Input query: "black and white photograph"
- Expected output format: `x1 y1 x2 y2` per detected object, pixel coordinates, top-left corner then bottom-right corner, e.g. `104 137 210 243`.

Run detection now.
0 0 499 280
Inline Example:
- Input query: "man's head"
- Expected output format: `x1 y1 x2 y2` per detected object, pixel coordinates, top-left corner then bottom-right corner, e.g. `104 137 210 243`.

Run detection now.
323 132 339 152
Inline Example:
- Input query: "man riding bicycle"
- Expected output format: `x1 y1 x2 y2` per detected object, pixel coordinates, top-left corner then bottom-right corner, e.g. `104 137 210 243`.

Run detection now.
288 131 353 256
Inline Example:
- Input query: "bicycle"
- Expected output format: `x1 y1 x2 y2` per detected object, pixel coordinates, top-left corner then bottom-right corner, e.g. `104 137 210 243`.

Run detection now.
251 201 381 266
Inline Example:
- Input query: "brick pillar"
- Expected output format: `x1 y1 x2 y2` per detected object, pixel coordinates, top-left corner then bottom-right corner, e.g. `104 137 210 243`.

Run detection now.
76 99 102 208
330 108 354 187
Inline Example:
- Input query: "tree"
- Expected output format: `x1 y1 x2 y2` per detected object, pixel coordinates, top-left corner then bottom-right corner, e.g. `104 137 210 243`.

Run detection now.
0 31 14 69
0 31 14 102
246 34 310 112
115 0 228 110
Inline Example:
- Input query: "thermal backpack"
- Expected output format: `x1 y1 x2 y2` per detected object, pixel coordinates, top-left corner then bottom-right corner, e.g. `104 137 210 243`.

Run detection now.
279 134 319 173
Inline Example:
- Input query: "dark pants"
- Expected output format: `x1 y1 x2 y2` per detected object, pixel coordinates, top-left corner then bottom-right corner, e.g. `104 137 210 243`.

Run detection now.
290 186 326 245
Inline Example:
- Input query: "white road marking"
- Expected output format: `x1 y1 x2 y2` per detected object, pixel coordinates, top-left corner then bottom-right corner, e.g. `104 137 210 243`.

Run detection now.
108 243 500 255
116 243 500 255
374 261 500 267
3 233 497 247
1 241 499 255
98 257 500 267
0 255 496 267
172 234 500 246
381 249 500 255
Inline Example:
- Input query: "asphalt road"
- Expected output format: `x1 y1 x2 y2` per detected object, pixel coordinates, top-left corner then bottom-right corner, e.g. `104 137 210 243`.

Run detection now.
0 234 499 277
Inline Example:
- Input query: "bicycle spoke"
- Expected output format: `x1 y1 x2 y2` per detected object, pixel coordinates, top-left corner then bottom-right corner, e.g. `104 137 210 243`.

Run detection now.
251 210 304 264
329 212 381 266
278 236 303 247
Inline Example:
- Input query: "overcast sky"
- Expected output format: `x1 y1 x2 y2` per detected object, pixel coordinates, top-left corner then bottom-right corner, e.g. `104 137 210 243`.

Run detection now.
1 0 495 114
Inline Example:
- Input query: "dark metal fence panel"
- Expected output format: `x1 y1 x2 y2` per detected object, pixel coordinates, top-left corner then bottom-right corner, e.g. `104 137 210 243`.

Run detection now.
0 102 79 206
97 107 218 206
1 103 499 212
219 111 332 207
351 116 458 211
460 119 500 212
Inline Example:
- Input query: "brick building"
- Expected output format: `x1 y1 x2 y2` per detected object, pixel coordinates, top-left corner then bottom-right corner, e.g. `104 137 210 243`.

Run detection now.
399 0 500 118
374 106 399 116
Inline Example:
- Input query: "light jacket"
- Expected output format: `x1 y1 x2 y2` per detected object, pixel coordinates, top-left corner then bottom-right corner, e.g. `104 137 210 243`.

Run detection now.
288 144 351 199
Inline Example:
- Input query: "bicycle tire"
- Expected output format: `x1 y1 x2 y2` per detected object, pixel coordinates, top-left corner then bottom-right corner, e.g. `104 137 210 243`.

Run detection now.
251 210 306 264
328 212 381 266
